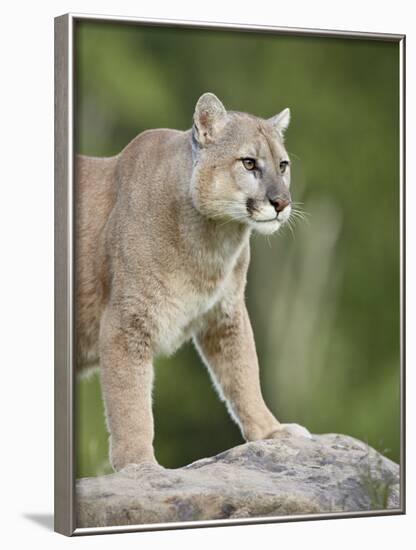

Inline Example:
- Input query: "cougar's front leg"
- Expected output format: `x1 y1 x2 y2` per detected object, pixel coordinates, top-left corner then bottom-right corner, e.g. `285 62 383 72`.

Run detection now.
194 300 282 441
99 306 156 471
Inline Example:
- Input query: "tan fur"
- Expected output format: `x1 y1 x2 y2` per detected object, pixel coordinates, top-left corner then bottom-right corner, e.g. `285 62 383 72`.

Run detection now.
76 93 309 471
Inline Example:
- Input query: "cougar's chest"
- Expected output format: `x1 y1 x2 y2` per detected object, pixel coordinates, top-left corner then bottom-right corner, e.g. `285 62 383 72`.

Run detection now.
154 251 236 356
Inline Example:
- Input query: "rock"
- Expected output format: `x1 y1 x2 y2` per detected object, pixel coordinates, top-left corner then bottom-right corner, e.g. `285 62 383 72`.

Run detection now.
76 433 400 528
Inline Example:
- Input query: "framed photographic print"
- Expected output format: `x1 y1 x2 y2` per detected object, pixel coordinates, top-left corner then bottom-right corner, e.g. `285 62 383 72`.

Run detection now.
54 13 405 536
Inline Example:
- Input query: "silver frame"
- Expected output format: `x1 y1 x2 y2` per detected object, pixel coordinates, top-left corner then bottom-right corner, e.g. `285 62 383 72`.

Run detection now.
54 13 406 536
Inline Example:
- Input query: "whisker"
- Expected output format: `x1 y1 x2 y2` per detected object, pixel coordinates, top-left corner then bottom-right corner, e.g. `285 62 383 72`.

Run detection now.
288 209 308 221
290 212 310 225
291 208 310 216
290 207 311 222
290 215 310 230
286 217 296 241
291 205 310 214
279 221 291 241
288 151 302 161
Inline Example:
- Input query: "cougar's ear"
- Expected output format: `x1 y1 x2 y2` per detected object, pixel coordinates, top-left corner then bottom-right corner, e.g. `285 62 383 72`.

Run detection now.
269 108 291 137
193 92 227 146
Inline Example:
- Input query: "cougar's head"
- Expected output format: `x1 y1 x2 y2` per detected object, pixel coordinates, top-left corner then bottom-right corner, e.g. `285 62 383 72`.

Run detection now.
190 92 292 235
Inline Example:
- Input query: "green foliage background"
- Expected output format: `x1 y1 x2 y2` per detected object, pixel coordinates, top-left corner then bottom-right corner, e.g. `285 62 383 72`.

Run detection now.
75 21 400 477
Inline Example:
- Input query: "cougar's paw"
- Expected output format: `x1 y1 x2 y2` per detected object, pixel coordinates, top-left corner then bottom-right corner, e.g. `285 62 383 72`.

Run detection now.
110 444 157 472
270 423 312 439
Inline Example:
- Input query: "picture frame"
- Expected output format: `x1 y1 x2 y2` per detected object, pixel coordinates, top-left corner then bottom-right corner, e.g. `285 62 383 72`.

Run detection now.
54 13 406 536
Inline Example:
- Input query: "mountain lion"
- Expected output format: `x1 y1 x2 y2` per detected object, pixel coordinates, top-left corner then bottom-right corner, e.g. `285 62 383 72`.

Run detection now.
76 92 310 471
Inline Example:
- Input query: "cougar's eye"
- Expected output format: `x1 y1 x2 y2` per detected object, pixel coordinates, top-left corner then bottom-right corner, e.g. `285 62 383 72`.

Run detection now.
242 158 256 171
280 160 289 174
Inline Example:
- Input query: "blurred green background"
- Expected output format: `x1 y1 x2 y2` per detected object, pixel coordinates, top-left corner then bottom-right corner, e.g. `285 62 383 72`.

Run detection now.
74 21 400 478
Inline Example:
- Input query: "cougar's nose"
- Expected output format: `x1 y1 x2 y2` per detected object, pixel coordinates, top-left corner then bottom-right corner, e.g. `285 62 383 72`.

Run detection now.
269 197 291 213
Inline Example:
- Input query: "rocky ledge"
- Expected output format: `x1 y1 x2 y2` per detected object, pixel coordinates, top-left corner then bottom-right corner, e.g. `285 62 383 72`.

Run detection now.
76 433 400 528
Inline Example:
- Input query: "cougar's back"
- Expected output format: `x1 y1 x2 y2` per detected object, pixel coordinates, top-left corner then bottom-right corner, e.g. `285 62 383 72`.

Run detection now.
75 154 118 370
